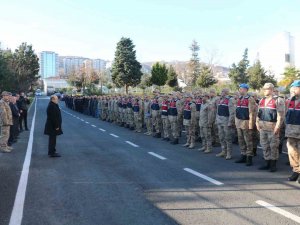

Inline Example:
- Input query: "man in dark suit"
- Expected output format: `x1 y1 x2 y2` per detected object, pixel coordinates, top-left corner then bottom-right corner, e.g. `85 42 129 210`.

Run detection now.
17 92 30 131
44 95 63 157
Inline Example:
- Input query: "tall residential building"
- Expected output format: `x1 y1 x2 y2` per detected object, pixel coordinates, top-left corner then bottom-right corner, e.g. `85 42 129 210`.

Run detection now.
61 56 87 76
92 59 106 72
257 31 296 80
39 51 59 79
59 56 106 77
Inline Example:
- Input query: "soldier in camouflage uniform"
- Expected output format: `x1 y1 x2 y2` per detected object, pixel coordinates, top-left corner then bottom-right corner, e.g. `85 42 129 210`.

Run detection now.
133 97 143 133
215 88 235 159
285 81 300 183
256 83 285 172
143 95 152 136
0 91 13 153
210 89 220 147
161 95 171 141
198 93 213 153
182 93 197 149
168 93 179 144
235 84 257 166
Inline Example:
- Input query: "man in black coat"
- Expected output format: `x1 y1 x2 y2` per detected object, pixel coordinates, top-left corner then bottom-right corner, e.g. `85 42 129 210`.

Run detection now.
8 94 20 146
44 95 63 157
17 92 30 131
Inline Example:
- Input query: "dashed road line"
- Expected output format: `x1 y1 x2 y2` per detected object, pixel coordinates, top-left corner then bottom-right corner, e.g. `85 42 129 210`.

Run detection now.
85 121 90 124
256 200 300 224
99 128 106 132
148 152 166 160
183 168 223 186
110 133 119 138
81 119 84 122
125 141 139 148
91 125 96 128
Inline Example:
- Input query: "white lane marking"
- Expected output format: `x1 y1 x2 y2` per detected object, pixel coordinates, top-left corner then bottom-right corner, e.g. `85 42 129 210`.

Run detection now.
99 128 106 132
85 121 90 124
9 98 37 225
256 200 300 224
125 141 139 148
91 125 96 128
81 119 84 122
110 133 119 138
27 97 36 113
183 168 223 186
148 152 166 160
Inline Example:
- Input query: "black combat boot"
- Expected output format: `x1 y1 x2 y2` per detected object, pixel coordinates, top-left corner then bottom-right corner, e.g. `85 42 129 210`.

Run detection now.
279 144 283 154
246 156 253 166
258 160 270 170
235 155 247 163
269 160 277 172
253 147 257 156
154 133 161 138
171 138 179 145
288 172 299 181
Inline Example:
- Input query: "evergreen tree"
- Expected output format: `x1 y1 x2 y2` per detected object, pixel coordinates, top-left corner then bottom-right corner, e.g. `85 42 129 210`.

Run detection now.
279 66 300 87
150 62 168 88
188 40 200 85
111 37 142 93
166 65 178 88
248 60 276 90
228 48 249 88
196 65 217 88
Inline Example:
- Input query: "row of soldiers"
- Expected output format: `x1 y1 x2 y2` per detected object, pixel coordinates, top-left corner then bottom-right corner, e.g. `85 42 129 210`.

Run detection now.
64 80 300 183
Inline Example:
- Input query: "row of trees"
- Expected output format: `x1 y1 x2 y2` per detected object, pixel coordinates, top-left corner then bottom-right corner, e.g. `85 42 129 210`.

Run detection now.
111 37 218 94
0 43 40 92
228 48 277 90
68 37 299 95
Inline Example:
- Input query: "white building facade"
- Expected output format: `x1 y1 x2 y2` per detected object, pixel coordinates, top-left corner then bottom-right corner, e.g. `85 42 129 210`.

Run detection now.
257 31 296 80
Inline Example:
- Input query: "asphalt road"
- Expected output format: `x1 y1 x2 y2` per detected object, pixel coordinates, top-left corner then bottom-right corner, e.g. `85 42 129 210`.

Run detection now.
0 96 300 225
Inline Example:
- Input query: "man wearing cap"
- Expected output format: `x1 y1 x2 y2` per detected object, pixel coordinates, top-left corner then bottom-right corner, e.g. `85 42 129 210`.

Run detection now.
168 93 179 144
0 91 13 153
215 88 235 159
182 93 196 149
209 89 221 147
161 95 171 141
256 83 285 172
285 80 300 183
151 96 162 138
235 83 257 166
133 97 143 133
143 95 152 136
198 93 213 153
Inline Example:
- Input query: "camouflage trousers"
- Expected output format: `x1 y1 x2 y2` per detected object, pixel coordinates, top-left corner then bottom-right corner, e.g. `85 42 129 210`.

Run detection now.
102 109 108 120
237 128 253 156
185 124 196 144
212 122 220 144
200 126 212 151
144 117 152 134
0 126 10 148
252 127 260 150
127 110 134 127
177 114 183 133
152 114 161 134
133 113 142 132
259 130 279 160
168 115 179 139
118 110 123 123
218 125 233 154
287 137 300 173
162 117 170 138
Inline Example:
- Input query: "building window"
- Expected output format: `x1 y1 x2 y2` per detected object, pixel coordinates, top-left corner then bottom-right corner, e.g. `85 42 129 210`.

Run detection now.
285 54 290 63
